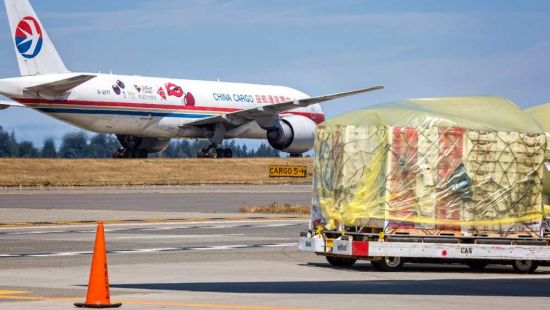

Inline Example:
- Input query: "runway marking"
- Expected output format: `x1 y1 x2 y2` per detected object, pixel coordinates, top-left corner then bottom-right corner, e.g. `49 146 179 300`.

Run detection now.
0 242 298 258
0 290 29 295
0 294 320 310
113 234 245 240
0 216 307 228
0 221 305 236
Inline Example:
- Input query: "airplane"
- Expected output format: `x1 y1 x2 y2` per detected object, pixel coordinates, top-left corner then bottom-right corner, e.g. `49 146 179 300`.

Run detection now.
0 0 383 158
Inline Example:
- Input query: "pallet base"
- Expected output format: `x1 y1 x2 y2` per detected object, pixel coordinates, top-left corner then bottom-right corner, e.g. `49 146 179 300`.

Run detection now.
386 228 541 238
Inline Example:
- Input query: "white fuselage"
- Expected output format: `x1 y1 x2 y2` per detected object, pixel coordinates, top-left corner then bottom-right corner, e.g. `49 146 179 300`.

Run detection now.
0 73 325 140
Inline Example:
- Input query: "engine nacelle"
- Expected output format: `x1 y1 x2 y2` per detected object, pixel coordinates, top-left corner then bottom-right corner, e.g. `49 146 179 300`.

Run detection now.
266 115 316 154
117 135 170 153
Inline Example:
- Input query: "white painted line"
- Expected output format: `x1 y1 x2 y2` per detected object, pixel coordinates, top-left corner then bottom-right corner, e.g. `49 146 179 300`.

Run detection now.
262 243 298 247
123 248 180 253
26 251 92 257
0 243 299 258
262 223 297 227
113 234 244 240
0 220 306 236
139 227 180 231
7 230 66 235
0 219 307 231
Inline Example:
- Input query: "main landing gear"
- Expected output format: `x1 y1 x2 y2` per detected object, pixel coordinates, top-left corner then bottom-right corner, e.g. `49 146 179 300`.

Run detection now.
197 124 234 159
112 135 149 159
197 144 233 158
112 147 148 159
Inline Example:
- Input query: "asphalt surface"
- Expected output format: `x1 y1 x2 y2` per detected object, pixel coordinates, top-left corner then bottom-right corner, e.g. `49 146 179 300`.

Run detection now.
1 219 550 310
0 185 550 309
0 185 311 212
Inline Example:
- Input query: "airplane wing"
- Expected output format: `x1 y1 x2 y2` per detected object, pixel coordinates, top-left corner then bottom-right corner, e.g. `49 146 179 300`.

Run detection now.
24 74 96 96
0 100 25 110
181 85 384 128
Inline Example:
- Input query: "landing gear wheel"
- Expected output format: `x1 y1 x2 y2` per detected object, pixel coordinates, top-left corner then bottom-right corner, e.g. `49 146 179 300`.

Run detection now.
512 260 538 274
112 147 133 159
466 260 489 271
326 256 357 268
207 147 218 159
371 257 404 272
216 148 225 158
224 148 233 158
112 148 125 159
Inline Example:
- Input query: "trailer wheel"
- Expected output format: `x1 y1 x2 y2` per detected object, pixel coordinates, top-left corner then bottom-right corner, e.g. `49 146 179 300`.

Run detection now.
371 257 404 272
466 260 489 271
512 260 538 274
326 256 357 268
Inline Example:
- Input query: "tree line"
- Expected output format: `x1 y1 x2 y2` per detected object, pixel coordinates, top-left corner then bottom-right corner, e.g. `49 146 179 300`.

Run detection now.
0 126 280 158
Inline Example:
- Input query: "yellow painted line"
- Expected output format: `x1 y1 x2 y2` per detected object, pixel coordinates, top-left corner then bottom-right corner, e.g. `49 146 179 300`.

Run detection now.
0 216 308 228
0 295 321 310
0 290 29 295
0 295 77 301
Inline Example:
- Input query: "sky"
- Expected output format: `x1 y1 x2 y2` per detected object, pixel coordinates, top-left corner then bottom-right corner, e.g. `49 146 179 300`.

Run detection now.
1 0 550 146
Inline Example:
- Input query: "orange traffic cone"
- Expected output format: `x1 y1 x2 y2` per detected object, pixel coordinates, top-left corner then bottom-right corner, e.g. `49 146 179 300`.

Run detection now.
75 221 122 308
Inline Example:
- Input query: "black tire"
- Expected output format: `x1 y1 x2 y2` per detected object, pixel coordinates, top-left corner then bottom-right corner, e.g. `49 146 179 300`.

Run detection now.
326 256 357 268
466 260 489 271
112 148 125 159
216 148 225 158
371 257 404 272
224 148 233 158
207 148 218 159
512 260 538 274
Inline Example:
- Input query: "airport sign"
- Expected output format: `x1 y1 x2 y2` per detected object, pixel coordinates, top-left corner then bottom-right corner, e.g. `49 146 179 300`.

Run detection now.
269 165 307 178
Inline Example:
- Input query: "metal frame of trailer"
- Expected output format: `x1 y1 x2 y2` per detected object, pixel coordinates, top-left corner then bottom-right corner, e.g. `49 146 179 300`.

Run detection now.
298 230 550 273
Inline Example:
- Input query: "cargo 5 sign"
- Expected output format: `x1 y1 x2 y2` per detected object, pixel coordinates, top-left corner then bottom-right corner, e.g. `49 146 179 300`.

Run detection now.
269 165 307 178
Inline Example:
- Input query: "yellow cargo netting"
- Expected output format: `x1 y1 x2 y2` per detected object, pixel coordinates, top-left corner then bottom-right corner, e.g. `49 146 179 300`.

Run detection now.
312 97 549 235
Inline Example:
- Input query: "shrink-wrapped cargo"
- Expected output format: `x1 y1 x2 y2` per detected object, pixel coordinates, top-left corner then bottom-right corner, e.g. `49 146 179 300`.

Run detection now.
312 97 549 237
525 103 550 206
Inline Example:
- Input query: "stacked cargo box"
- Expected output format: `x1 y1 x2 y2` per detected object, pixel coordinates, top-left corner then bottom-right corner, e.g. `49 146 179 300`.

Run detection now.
463 131 545 235
312 125 387 229
387 127 418 230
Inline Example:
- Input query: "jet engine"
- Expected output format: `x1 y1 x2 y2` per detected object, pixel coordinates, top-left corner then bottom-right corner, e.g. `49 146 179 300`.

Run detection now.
266 115 316 154
114 135 170 158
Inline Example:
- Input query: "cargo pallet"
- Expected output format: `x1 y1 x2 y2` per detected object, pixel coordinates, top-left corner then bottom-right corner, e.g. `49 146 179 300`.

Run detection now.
299 229 550 273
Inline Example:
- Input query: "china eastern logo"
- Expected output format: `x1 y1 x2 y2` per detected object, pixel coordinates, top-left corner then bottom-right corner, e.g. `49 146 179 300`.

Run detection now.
14 16 43 59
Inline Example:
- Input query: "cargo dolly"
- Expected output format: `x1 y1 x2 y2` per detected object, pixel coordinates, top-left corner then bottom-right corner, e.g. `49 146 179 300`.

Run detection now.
299 229 550 273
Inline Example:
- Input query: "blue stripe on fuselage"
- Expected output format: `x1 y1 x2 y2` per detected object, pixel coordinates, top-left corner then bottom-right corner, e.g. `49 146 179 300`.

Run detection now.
35 108 213 119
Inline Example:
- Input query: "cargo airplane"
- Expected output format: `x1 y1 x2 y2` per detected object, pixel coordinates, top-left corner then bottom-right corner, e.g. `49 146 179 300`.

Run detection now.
0 0 383 158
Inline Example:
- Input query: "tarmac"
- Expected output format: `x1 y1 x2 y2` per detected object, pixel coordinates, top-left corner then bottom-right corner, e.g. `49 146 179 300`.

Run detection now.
0 185 549 309
0 185 311 212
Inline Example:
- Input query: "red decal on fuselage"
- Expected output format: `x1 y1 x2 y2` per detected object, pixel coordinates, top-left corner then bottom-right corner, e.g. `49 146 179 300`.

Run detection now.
157 87 166 100
165 83 184 98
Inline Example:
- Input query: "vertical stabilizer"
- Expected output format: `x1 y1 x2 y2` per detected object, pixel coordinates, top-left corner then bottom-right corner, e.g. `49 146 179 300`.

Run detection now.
4 0 69 76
